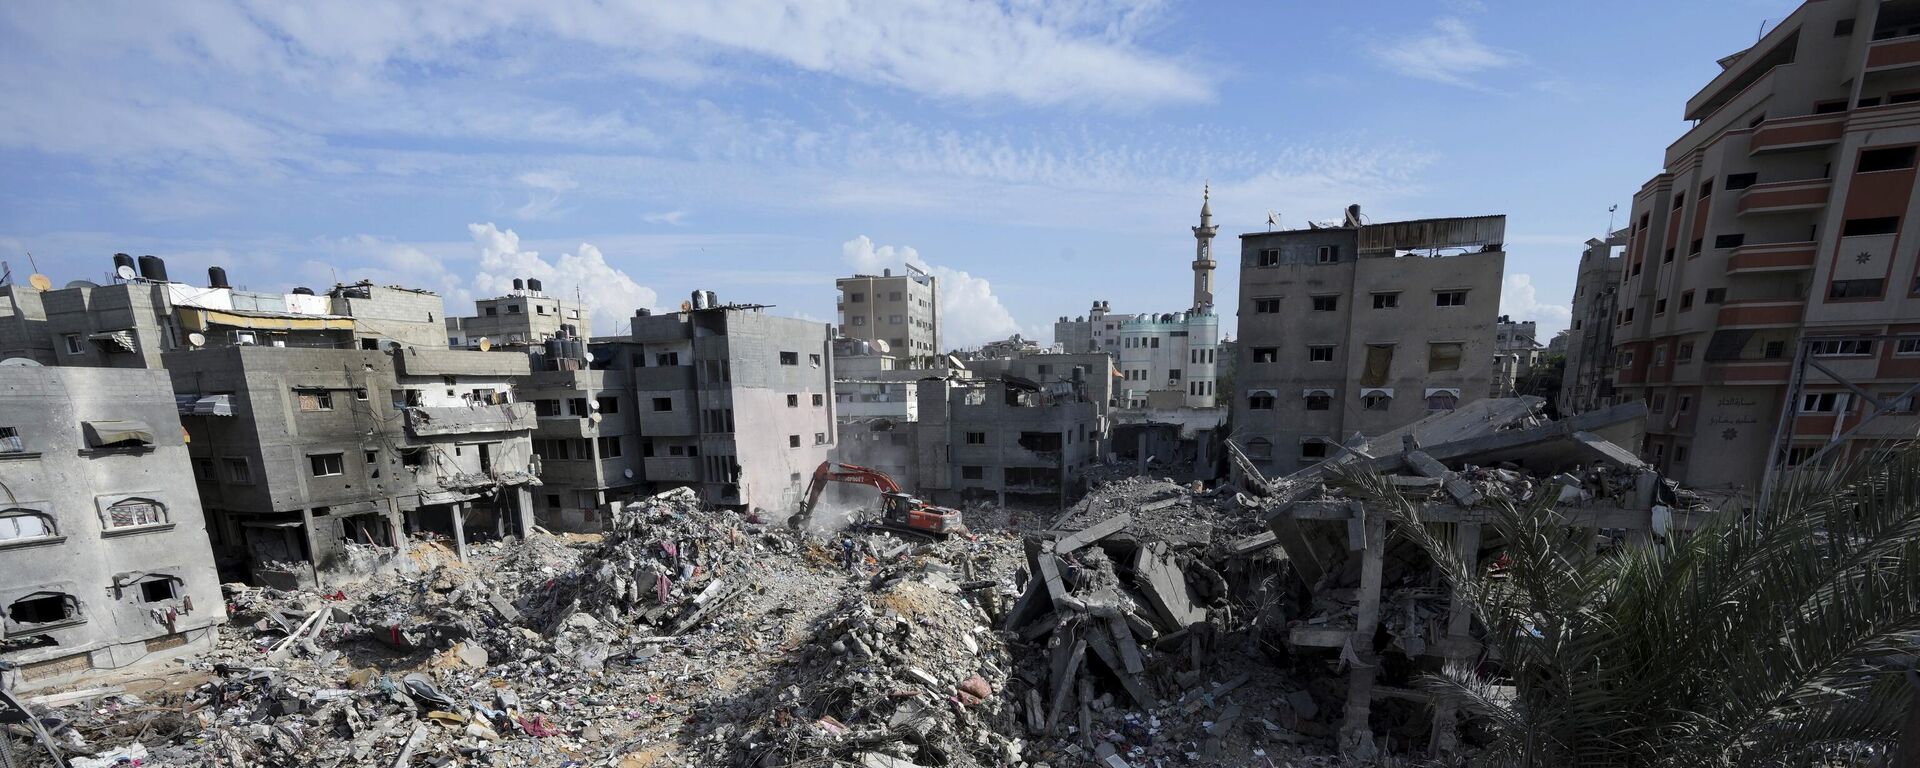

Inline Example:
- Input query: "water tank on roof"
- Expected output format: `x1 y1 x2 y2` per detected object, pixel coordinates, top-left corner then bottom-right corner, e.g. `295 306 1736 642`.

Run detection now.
545 337 565 359
113 253 136 275
137 255 168 282
208 266 230 289
293 287 315 296
703 290 717 308
527 278 543 293
513 278 524 291
690 290 708 310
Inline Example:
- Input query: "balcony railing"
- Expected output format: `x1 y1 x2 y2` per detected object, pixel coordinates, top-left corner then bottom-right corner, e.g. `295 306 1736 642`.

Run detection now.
1738 179 1831 216
1748 114 1846 155
1866 36 1920 71
1727 241 1817 274
1716 298 1807 328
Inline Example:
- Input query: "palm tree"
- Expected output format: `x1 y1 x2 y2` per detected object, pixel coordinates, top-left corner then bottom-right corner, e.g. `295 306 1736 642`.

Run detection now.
1338 445 1920 767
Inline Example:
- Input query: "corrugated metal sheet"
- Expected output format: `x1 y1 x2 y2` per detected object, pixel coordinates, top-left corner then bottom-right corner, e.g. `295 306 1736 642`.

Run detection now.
1358 215 1506 252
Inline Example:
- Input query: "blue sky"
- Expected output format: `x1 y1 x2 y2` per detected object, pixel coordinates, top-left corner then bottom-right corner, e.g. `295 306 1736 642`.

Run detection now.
0 0 1797 346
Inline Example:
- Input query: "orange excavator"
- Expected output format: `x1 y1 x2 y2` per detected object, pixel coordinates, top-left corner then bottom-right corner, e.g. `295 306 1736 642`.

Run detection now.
790 461 966 538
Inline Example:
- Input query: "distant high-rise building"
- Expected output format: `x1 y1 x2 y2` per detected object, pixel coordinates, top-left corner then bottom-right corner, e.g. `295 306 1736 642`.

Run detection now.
1610 0 1920 491
1562 231 1625 416
836 265 938 367
1232 210 1506 476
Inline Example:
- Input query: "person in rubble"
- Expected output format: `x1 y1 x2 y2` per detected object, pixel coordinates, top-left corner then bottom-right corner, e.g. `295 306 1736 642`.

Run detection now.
841 536 859 570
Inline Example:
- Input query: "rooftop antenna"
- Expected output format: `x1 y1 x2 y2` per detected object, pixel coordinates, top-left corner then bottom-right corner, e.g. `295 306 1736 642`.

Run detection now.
1607 204 1618 234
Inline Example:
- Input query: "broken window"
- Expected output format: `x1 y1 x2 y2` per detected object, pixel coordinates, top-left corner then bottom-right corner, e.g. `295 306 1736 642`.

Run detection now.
1252 347 1278 364
1299 440 1328 460
812 393 825 406
138 577 181 603
296 389 334 412
786 394 799 408
1257 249 1280 267
1372 292 1399 309
104 498 166 529
1017 432 1062 453
1361 390 1393 411
1428 342 1463 372
653 397 673 412
1361 345 1394 387
8 593 79 628
1247 392 1276 410
1244 439 1273 460
1425 390 1459 411
0 509 55 541
1317 245 1339 263
1308 345 1334 362
1829 279 1885 299
597 436 623 458
961 466 984 480
310 453 344 477
1252 298 1280 313
779 351 799 365
1799 392 1843 413
1434 290 1468 307
0 425 20 453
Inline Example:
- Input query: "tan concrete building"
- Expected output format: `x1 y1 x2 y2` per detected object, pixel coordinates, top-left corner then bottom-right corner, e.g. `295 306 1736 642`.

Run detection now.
837 265 938 367
1232 211 1506 476
1611 0 1920 493
446 277 590 350
1562 230 1626 416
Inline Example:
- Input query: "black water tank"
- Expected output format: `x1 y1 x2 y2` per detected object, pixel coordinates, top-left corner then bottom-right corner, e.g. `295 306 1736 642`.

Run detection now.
208 266 230 289
527 278 543 293
513 278 524 291
113 253 136 275
137 254 168 282
292 286 315 296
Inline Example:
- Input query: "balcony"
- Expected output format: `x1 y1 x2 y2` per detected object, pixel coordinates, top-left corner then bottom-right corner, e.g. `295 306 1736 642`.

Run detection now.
1726 241 1817 274
1716 298 1806 328
1748 114 1846 155
643 456 700 483
1704 360 1793 385
403 402 535 437
1866 36 1920 72
631 365 695 392
1738 179 1831 216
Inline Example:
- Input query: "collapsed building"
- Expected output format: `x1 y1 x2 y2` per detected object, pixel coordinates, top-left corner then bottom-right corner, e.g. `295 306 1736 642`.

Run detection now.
0 366 226 691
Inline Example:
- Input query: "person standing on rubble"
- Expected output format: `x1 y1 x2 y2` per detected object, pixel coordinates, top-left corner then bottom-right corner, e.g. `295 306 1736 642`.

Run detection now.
841 536 858 570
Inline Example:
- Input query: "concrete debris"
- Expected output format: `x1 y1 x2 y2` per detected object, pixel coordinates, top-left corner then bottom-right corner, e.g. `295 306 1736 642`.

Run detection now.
4 399 1702 767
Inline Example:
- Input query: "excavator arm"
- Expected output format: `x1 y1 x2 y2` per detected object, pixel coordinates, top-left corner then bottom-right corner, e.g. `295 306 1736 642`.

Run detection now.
794 461 902 525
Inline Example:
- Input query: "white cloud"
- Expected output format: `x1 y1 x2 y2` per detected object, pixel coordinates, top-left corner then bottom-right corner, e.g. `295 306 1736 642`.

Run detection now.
642 210 689 225
1369 18 1515 88
469 222 660 336
842 235 1019 349
513 170 577 220
1501 273 1572 334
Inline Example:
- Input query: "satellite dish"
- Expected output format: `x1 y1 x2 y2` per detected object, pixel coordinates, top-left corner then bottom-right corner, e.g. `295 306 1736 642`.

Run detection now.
872 339 891 353
115 265 137 281
583 352 595 363
0 357 44 367
588 400 600 411
477 337 492 352
187 332 207 348
623 468 635 479
65 280 99 289
588 412 602 425
27 274 51 291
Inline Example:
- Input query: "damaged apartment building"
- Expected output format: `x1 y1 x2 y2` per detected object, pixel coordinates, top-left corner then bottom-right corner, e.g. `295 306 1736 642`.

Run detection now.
1233 208 1506 477
1588 0 1920 493
0 366 226 691
830 333 1114 507
625 294 837 515
0 254 542 589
